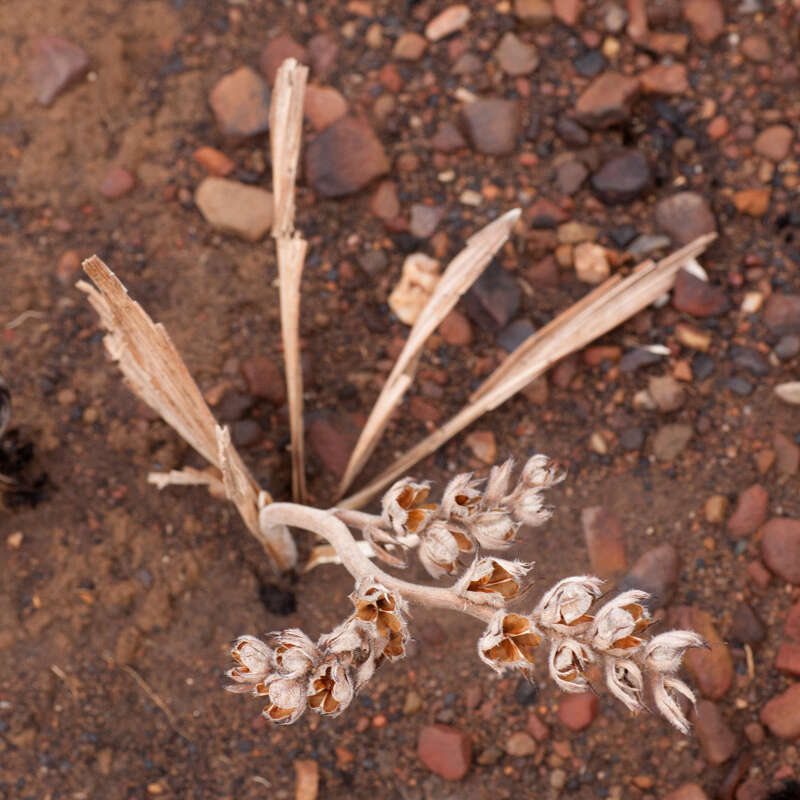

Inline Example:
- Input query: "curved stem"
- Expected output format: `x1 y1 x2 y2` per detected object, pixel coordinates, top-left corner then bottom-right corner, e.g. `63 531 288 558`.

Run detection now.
262 503 495 623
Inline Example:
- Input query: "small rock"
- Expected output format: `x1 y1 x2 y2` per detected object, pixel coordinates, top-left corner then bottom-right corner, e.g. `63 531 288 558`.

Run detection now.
307 33 338 79
232 420 262 447
694 701 737 765
394 32 427 60
627 234 670 257
774 334 800 361
495 32 539 76
754 125 793 163
388 253 440 325
557 692 598 731
515 0 554 25
574 242 610 284
304 85 347 131
676 323 711 352
741 34 771 62
527 256 560 288
574 50 606 78
241 356 285 405
705 495 728 524
729 602 765 645
619 543 679 608
439 310 473 346
726 377 753 396
404 690 423 715
760 683 800 739
764 294 800 335
639 64 688 95
431 122 467 153
29 36 89 106
464 261 520 331
476 745 504 765
306 116 389 197
744 722 765 746
774 432 800 476
425 5 471 41
652 424 692 461
556 160 589 194
664 785 709 800
209 67 271 139
370 180 400 222
554 0 582 25
462 98 520 156
466 431 496 464
557 221 598 244
527 712 550 741
195 178 274 241
648 375 685 412
498 319 536 352
671 606 733 700
100 166 135 199
505 731 537 756
294 759 319 800
654 192 717 244
620 427 644 450
761 518 800 583
193 146 235 176
410 205 444 239
307 412 358 479
727 484 768 538
573 72 640 129
260 34 308 85
555 116 590 147
620 348 661 372
672 270 730 317
417 724 472 780
732 345 769 376
590 150 650 204
114 625 141 665
56 250 81 284
733 188 770 217
683 0 725 43
581 506 627 579
604 3 628 31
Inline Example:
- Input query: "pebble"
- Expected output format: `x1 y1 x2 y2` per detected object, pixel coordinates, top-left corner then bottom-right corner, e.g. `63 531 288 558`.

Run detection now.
581 505 627 579
431 122 467 153
195 178 273 241
417 724 472 780
403 690 422 715
304 85 347 131
462 98 520 156
388 253 440 325
604 3 628 32
464 262 520 331
774 334 800 361
695 700 737 765
729 602 765 645
652 424 692 461
574 50 606 78
307 413 358 478
620 348 661 372
100 166 135 199
619 543 679 608
476 745 504 765
733 188 770 217
527 712 550 741
305 116 389 197
550 769 567 789
591 150 650 204
29 35 89 106
515 0 554 25
370 180 400 222
683 0 725 43
727 485 768 538
731 346 768 377
557 692 598 731
664 785 709 800
654 192 717 245
671 606 733 699
193 146 235 177
495 32 539 76
774 432 800 476
763 294 800 335
505 731 537 756
260 34 308 85
56 250 81 284
726 377 753 396
556 160 589 194
620 426 644 450
676 323 711 352
639 64 689 95
741 34 771 62
573 72 640 129
574 242 610 284
241 356 285 405
753 125 793 163
425 5 471 41
557 221 598 244
648 375 685 412
409 205 444 239
294 759 319 800
672 270 730 317
209 67 271 139
393 32 427 60
307 33 338 79
760 683 800 739
553 0 582 25
439 310 473 345
466 431 496 464
761 518 800 583
498 319 536 352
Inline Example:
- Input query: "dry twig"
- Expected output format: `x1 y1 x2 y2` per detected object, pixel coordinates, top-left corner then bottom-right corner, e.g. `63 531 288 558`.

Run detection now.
337 208 522 498
340 233 717 508
122 664 193 740
270 57 310 503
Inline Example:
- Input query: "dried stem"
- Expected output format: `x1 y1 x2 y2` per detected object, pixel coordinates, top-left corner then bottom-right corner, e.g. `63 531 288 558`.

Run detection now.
260 502 495 622
271 58 310 503
337 208 522 498
340 233 717 509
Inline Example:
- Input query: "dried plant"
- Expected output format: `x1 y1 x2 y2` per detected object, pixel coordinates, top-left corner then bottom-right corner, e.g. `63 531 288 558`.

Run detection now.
228 456 705 733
